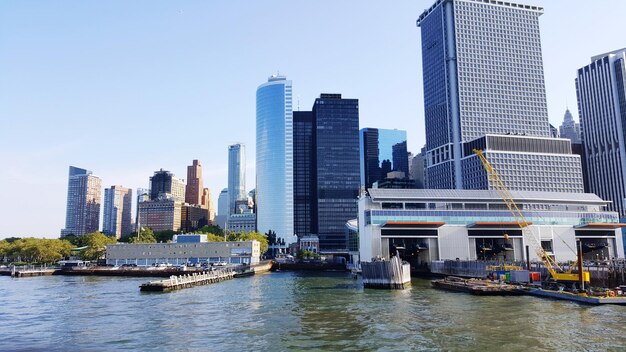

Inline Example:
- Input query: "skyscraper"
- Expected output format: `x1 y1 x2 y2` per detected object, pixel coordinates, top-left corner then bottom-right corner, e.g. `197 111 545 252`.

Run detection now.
150 169 185 202
103 185 132 238
293 111 315 239
61 166 102 237
293 94 360 250
576 48 626 216
360 128 409 190
256 74 294 243
135 188 150 232
228 143 246 214
185 160 203 205
559 108 582 144
417 0 583 193
215 188 229 229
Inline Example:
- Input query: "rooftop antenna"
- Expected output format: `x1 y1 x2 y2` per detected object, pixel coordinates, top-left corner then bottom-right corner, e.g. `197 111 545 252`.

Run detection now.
297 95 300 111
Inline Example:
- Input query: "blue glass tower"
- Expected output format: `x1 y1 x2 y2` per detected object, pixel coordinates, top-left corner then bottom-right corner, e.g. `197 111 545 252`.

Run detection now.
256 75 294 243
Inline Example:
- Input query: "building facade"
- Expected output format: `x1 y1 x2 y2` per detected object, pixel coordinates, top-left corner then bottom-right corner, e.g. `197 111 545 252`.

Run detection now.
103 185 133 238
559 108 581 143
138 199 183 232
293 111 315 239
360 128 409 190
226 213 257 234
228 143 247 214
256 74 294 243
312 94 360 251
61 166 102 237
576 48 626 217
181 203 209 233
416 0 583 192
185 160 204 206
150 169 185 202
105 236 261 266
359 189 624 266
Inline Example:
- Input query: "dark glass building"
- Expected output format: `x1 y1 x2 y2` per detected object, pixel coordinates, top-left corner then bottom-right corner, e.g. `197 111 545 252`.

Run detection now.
293 111 315 239
360 128 408 189
293 94 360 251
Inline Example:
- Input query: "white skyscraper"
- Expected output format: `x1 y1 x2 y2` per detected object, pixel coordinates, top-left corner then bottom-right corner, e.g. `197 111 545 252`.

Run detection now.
256 74 294 242
228 143 246 214
103 185 133 238
61 166 102 237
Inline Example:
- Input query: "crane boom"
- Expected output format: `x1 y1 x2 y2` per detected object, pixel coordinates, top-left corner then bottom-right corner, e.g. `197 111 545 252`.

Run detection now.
473 149 589 283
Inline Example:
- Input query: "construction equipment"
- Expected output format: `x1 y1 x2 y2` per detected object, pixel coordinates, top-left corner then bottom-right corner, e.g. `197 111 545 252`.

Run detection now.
473 149 590 284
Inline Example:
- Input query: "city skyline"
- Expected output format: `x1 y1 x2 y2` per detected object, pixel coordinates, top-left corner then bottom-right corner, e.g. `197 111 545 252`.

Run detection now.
1 0 625 237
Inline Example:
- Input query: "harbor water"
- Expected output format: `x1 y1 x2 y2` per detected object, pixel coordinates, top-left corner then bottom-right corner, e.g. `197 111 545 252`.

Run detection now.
1 272 625 351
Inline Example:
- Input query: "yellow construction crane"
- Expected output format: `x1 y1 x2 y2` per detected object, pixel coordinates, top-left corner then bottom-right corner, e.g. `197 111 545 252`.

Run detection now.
473 149 589 283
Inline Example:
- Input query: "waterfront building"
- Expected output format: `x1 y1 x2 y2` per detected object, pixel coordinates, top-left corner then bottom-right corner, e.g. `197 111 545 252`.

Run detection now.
103 185 133 238
228 144 247 215
416 0 583 192
292 94 360 251
138 199 183 232
256 74 294 243
559 109 581 143
226 213 257 233
359 189 625 266
61 166 102 237
576 48 626 217
105 235 260 266
293 111 315 239
360 128 409 190
185 160 204 206
149 169 185 202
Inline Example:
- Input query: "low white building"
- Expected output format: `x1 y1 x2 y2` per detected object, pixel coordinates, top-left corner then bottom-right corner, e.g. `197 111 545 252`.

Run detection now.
105 234 260 266
359 189 625 266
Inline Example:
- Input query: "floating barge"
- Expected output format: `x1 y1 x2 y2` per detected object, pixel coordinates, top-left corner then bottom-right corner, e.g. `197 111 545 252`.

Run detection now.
361 256 411 289
431 276 522 296
9 268 57 278
525 288 626 305
140 269 235 292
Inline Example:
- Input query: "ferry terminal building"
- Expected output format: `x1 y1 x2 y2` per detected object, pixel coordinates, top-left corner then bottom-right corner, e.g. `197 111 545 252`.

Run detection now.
358 189 625 267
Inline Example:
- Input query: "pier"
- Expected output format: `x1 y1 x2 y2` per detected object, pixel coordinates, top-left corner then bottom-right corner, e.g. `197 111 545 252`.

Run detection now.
140 269 235 292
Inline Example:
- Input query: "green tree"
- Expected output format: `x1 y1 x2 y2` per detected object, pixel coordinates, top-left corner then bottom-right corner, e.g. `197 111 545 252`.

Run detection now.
80 232 117 260
154 230 178 243
197 224 224 237
205 233 225 242
226 231 268 254
129 227 157 244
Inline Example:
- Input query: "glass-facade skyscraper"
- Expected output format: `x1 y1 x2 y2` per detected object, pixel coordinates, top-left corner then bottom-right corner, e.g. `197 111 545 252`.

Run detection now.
103 185 132 238
228 143 246 214
293 111 315 239
417 0 583 193
256 75 295 243
360 128 409 189
576 48 626 216
61 166 102 237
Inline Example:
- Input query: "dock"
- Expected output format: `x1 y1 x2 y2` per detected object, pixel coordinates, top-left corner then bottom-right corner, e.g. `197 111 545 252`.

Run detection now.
431 276 522 295
361 256 411 289
140 269 235 292
10 268 57 278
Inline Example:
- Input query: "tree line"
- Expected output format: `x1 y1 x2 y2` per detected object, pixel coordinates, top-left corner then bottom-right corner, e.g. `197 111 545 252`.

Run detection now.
1 225 270 264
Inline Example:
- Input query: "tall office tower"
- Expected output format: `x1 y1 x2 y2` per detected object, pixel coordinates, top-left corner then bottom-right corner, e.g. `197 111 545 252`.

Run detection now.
417 0 583 193
293 111 315 239
314 94 360 250
228 144 247 214
576 48 626 216
214 188 229 229
559 108 582 143
138 199 183 232
185 160 203 205
256 74 294 243
103 185 132 238
410 151 426 189
360 128 408 190
60 166 102 237
135 188 150 231
149 169 185 202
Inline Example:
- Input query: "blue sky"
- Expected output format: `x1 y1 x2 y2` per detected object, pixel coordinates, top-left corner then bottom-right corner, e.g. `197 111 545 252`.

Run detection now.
0 0 624 238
